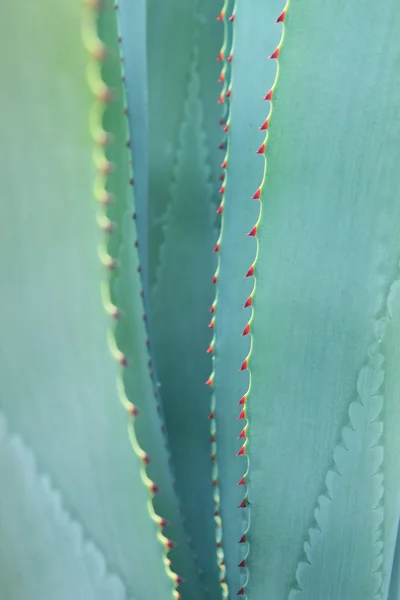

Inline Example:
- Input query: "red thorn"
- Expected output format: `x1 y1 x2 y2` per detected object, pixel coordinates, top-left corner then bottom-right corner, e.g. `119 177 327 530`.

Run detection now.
210 434 216 442
111 306 121 319
142 453 151 464
264 89 273 101
212 274 218 284
206 344 213 354
270 47 280 60
213 242 220 253
238 408 246 420
150 482 159 494
212 479 217 487
165 540 176 550
245 265 254 277
239 534 247 543
276 9 286 22
219 185 225 194
128 404 140 417
206 377 213 386
260 118 269 131
252 188 261 200
217 50 224 61
237 476 246 487
175 576 185 584
242 323 250 336
238 498 247 509
209 304 215 313
219 117 225 125
221 159 227 169
218 93 224 104
229 13 235 22
237 445 245 456
247 225 257 237
216 10 224 20
216 202 223 214
208 318 215 329
256 142 266 154
219 174 225 181
238 396 246 405
238 559 246 567
214 510 219 517
218 71 225 83
227 54 233 62
226 88 231 98
119 352 128 366
211 453 216 462
240 359 248 371
223 123 229 132
219 142 226 150
159 518 169 528
239 428 246 439
208 411 215 420
237 587 245 595
244 296 252 308
217 541 222 548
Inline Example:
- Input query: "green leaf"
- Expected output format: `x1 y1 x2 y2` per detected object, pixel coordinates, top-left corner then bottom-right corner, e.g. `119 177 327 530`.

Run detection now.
243 2 400 599
388 521 400 600
211 0 282 595
150 49 221 600
0 413 130 600
147 0 222 287
0 1 198 597
118 0 150 299
98 4 206 599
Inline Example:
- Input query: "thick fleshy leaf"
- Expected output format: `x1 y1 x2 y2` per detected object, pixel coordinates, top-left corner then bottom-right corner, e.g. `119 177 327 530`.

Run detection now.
147 0 222 286
0 414 128 600
150 54 221 600
388 521 400 600
118 0 150 299
211 0 282 595
244 2 400 599
0 1 200 598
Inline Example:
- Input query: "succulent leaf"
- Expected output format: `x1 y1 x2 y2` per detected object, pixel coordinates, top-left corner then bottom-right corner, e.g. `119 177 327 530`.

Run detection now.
211 0 282 595
388 521 400 600
0 414 130 600
117 0 150 299
147 0 222 287
150 48 221 600
0 1 199 597
98 4 205 598
242 1 400 599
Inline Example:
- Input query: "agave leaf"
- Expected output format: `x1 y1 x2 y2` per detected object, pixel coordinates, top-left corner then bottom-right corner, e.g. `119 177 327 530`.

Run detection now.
388 520 400 600
117 0 149 299
242 2 400 599
147 0 222 287
0 1 199 597
150 49 221 600
211 0 282 595
0 414 129 600
98 4 205 599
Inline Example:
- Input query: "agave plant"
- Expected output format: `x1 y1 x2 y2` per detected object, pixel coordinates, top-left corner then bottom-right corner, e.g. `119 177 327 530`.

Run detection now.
1 0 400 599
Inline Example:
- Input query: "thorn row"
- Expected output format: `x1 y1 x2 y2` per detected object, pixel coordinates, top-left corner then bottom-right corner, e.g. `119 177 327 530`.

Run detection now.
89 4 184 588
234 4 289 596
